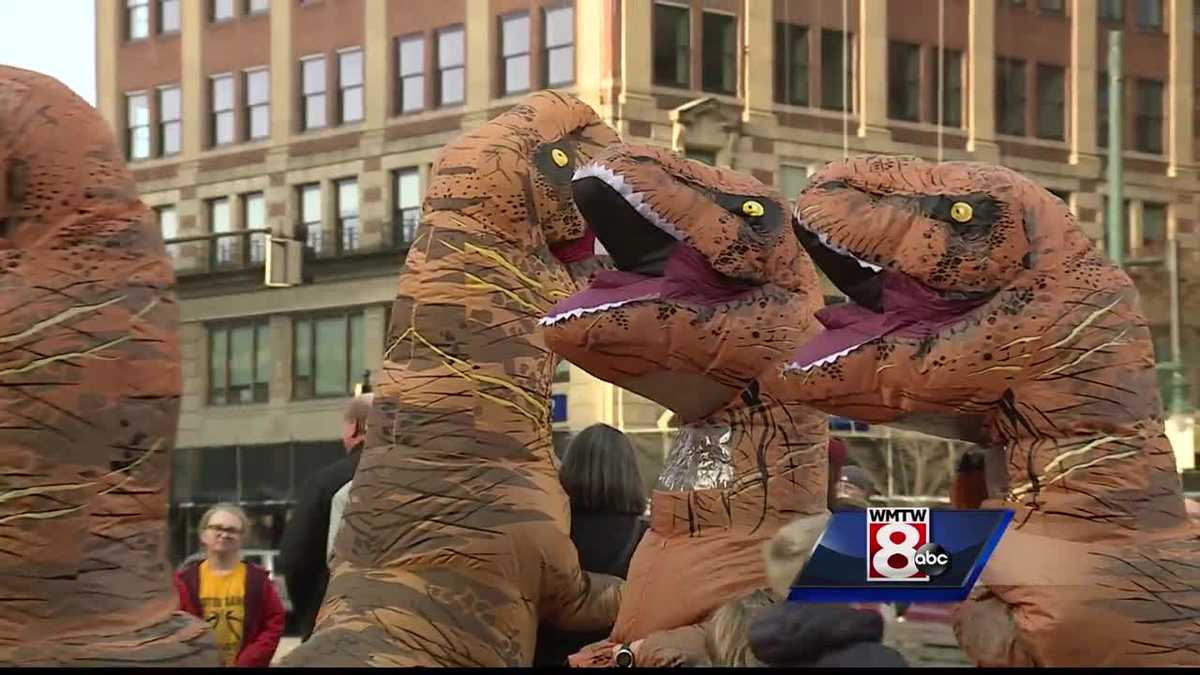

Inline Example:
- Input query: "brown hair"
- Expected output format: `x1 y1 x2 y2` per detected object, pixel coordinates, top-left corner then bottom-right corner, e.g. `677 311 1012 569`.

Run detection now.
199 502 249 533
343 392 375 436
559 423 646 515
704 589 776 667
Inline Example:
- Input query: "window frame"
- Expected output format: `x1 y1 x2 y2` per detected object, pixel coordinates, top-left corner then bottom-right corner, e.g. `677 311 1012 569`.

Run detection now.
1140 201 1168 252
158 0 181 34
126 91 151 161
995 57 1027 136
820 29 855 112
700 9 738 96
1098 0 1124 22
1134 78 1164 154
392 167 422 246
542 4 575 88
335 177 360 254
774 22 809 107
243 67 270 141
241 191 266 265
127 0 150 41
244 0 269 15
300 54 328 131
297 182 323 255
291 311 366 401
156 204 180 261
209 73 236 147
1034 63 1066 141
157 84 182 157
1135 0 1165 30
211 0 235 22
1037 0 1066 15
499 11 532 96
337 47 365 125
206 196 234 269
652 2 691 89
887 41 921 122
207 319 271 406
936 49 964 128
435 25 466 108
396 33 426 114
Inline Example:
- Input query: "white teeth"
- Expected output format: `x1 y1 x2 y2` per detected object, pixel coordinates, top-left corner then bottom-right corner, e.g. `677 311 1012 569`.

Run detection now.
574 162 685 242
783 341 870 373
812 228 882 273
593 239 609 256
539 298 650 326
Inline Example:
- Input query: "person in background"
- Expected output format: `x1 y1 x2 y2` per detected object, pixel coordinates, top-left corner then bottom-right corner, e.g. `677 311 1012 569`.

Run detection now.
533 423 649 667
278 392 373 641
174 503 285 667
826 438 848 511
705 589 777 666
833 464 878 511
326 377 374 566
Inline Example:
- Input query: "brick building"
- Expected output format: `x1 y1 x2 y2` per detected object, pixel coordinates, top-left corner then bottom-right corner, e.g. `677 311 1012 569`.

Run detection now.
95 0 1199 557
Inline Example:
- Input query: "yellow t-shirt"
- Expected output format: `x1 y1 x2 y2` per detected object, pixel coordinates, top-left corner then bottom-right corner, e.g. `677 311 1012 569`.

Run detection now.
198 561 247 666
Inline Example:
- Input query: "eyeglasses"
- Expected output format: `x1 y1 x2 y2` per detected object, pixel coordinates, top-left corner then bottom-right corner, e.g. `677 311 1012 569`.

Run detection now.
206 525 243 536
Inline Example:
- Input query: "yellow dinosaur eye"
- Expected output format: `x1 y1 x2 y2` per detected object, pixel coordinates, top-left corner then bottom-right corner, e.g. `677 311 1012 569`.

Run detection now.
742 200 765 217
950 201 973 223
551 148 570 167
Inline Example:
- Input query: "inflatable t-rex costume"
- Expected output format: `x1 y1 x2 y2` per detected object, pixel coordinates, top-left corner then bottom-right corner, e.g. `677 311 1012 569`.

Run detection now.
782 155 1199 666
540 146 830 666
281 91 624 667
0 67 216 665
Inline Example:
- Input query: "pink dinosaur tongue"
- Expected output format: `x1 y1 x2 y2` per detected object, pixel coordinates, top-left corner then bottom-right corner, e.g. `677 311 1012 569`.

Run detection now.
544 245 754 320
791 272 989 369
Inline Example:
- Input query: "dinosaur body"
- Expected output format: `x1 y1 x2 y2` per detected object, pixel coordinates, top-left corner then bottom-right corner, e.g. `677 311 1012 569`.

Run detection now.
0 67 217 665
540 146 829 666
280 92 623 667
781 155 1198 666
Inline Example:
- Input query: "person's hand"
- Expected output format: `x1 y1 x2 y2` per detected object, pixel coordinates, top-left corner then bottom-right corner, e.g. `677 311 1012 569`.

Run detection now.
748 603 908 667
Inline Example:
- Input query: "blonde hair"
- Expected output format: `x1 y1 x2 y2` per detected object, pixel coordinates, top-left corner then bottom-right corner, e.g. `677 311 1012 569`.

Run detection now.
199 502 250 533
763 512 831 599
704 589 776 667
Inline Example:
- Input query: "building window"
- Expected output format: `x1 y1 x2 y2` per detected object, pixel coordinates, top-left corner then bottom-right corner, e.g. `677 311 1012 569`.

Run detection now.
996 57 1026 135
156 205 179 260
685 148 716 165
779 164 810 200
207 197 233 267
775 23 809 106
211 0 234 21
242 192 266 264
1142 201 1167 252
500 12 531 96
209 321 270 406
1038 0 1065 14
937 49 964 127
393 168 421 245
293 312 365 400
126 92 150 160
338 48 364 124
653 3 690 88
821 30 853 111
1097 70 1111 147
1135 78 1164 153
543 4 575 87
244 67 269 140
336 178 359 254
245 0 268 14
396 35 425 114
887 41 920 122
159 0 180 33
701 11 737 95
298 183 322 254
1035 63 1065 140
436 26 465 107
210 74 235 146
1099 0 1123 21
1136 0 1164 29
158 85 181 156
127 0 150 40
300 56 327 130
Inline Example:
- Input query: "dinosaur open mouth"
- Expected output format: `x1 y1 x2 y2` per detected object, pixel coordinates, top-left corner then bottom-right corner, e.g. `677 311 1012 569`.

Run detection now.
787 218 991 372
540 163 759 326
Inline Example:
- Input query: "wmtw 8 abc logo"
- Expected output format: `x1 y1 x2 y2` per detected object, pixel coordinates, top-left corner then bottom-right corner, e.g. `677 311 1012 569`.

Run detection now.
866 507 951 582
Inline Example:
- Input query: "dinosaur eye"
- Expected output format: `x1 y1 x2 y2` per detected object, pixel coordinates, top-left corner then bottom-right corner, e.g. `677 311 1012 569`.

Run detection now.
949 202 974 223
741 200 765 217
551 148 570 167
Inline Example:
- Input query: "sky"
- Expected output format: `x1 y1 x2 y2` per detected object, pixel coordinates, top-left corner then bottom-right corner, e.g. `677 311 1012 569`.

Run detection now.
0 0 97 105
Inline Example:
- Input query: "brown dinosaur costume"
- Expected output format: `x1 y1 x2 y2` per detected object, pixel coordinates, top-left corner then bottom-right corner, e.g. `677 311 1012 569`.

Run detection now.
781 154 1199 667
539 146 829 666
0 67 217 665
280 91 624 667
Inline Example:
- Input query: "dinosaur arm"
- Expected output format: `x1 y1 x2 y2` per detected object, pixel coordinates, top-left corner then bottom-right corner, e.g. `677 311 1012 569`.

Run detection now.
540 549 624 632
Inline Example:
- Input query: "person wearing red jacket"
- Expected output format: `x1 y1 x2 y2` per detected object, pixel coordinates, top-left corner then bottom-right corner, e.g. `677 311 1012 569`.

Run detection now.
174 503 285 667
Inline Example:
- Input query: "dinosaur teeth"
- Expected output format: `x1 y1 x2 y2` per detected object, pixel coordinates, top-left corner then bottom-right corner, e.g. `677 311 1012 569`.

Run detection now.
594 238 609 256
539 297 652 326
814 230 881 273
573 163 685 243
783 341 870 373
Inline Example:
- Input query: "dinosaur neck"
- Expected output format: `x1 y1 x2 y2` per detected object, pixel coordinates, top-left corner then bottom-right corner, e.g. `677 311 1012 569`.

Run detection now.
650 386 828 536
368 215 572 467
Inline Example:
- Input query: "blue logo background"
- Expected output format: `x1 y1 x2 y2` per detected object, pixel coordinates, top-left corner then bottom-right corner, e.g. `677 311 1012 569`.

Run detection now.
788 508 1013 603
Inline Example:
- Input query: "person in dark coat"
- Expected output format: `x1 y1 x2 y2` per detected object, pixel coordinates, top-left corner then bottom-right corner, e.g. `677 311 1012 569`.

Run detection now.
277 393 373 641
748 602 909 667
533 424 648 667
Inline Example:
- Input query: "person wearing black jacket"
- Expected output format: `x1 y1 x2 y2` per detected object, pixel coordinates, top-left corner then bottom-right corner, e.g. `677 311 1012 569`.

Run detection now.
278 392 373 641
533 424 648 667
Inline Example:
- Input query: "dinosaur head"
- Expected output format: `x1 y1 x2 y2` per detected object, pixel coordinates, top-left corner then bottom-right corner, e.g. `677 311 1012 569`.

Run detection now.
422 90 619 282
782 155 1137 439
540 145 822 421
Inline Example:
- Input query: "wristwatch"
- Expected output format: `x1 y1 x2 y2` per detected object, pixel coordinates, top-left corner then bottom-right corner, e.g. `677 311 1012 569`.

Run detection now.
614 643 635 668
